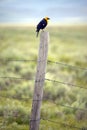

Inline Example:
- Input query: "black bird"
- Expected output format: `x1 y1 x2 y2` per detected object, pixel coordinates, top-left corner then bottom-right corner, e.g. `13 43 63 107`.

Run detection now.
36 17 50 37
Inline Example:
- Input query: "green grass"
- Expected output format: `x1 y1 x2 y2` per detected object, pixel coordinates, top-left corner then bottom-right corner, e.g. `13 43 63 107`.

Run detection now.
0 25 87 130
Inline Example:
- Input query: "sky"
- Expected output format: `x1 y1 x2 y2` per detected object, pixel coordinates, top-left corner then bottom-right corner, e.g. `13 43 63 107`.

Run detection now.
0 0 87 25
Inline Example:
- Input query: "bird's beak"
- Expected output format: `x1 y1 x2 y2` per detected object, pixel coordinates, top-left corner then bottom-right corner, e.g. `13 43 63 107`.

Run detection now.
48 18 50 20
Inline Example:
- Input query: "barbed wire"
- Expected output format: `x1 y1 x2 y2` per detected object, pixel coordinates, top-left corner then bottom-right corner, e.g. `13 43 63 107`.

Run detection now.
0 76 33 80
45 78 87 90
0 58 36 62
0 114 86 130
43 96 87 112
0 95 87 112
0 95 32 101
48 60 87 71
0 76 87 90
0 58 87 71
43 98 87 112
0 58 87 129
0 58 45 63
41 118 83 130
58 104 87 112
0 95 87 129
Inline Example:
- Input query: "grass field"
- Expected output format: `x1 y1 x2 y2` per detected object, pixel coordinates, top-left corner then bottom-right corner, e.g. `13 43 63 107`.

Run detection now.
0 25 87 130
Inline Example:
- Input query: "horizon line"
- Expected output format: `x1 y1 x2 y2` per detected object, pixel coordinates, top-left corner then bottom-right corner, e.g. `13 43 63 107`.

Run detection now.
0 23 87 27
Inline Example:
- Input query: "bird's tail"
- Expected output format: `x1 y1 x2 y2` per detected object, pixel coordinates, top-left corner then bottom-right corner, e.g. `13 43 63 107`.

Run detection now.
36 31 39 37
36 29 39 37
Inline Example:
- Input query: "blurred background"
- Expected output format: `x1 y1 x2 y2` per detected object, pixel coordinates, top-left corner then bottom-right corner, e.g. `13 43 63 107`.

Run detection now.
0 0 87 130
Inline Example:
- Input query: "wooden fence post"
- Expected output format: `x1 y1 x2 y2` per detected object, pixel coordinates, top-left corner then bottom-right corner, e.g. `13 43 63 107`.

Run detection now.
30 31 49 130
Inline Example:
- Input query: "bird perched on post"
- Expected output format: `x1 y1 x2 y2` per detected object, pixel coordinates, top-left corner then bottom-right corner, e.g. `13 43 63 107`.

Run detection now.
36 17 50 37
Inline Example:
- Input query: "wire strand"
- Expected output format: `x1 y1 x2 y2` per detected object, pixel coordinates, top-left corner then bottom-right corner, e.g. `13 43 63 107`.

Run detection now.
0 58 36 62
42 118 82 130
0 76 87 90
0 95 87 112
48 100 87 112
45 78 87 90
0 95 87 129
0 58 87 71
0 76 33 80
48 60 87 71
